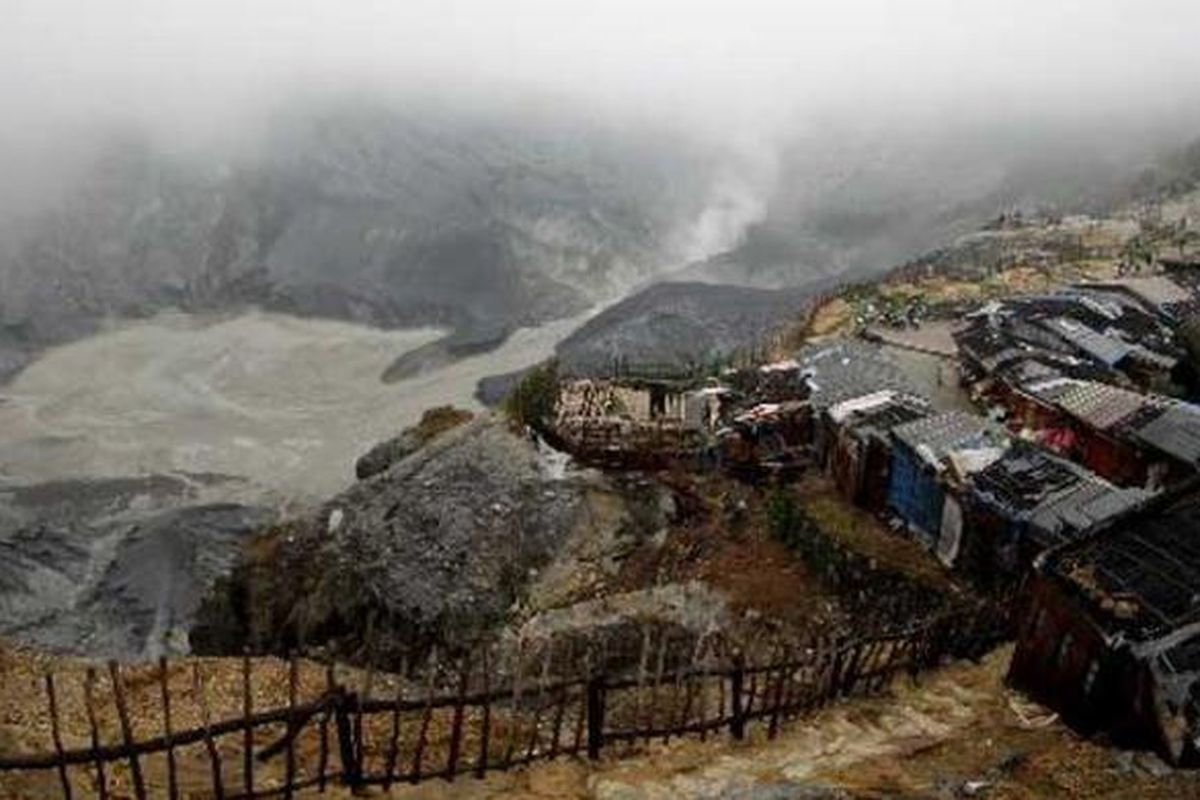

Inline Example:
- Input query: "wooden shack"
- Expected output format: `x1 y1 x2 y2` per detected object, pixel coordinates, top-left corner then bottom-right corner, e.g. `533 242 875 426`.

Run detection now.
1009 485 1200 765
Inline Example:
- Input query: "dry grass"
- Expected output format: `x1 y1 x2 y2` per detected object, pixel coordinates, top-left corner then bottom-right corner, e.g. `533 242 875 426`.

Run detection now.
794 476 956 593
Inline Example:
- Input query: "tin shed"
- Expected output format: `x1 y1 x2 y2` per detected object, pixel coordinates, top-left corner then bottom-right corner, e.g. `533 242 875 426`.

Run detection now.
888 411 1001 546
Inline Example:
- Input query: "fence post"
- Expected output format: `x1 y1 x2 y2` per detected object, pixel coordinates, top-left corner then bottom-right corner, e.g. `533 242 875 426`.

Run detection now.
43 672 72 800
334 690 361 790
190 664 225 800
107 661 147 800
82 669 110 800
729 653 746 741
445 657 470 780
318 664 335 792
284 656 298 800
241 652 253 798
585 674 606 760
157 657 178 800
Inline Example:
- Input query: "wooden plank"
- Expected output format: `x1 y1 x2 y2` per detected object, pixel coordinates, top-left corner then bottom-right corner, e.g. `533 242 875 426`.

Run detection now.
0 692 330 772
585 675 605 760
333 694 358 789
695 638 712 743
444 657 470 780
82 669 110 800
317 664 334 792
523 643 553 762
241 652 253 798
409 651 437 783
383 656 406 791
502 643 525 768
157 657 178 800
767 646 789 740
284 656 298 800
475 647 492 779
43 672 73 800
191 664 225 800
107 661 147 800
663 649 686 745
716 648 727 742
355 661 375 777
547 642 569 760
729 652 745 741
632 625 652 752
645 630 667 746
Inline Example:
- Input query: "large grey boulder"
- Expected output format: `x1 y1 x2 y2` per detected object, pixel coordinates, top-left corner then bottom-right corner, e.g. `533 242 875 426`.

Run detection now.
193 417 672 661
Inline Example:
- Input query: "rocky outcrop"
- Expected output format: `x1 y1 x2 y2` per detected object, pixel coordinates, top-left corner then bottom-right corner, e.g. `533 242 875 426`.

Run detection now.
353 406 473 480
554 279 833 377
192 416 675 662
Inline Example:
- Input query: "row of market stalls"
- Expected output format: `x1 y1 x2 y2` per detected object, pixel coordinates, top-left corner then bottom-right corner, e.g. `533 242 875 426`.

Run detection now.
796 341 1151 590
552 337 1154 592
946 268 1200 764
806 320 1200 764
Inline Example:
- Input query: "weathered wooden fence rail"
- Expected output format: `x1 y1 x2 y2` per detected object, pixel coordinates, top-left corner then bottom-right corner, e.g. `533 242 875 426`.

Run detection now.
0 604 1008 799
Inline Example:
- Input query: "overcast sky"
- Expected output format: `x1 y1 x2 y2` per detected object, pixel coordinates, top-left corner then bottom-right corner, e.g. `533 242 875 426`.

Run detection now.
6 0 1200 147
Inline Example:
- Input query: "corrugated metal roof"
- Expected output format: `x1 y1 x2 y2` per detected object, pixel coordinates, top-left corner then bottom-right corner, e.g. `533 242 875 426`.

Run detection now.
1133 404 1200 466
972 447 1085 513
841 395 930 438
1029 481 1150 547
1104 277 1192 307
1052 381 1155 431
796 339 920 410
892 411 1000 467
1053 490 1200 640
971 444 1150 548
1022 376 1082 403
1040 316 1134 366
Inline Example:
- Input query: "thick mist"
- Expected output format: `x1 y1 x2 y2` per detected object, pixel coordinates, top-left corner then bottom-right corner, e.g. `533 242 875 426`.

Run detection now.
5 1 1200 214
4 1 1200 343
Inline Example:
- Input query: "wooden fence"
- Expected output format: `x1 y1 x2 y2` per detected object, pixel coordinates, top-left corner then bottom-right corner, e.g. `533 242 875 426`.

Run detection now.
0 603 1008 799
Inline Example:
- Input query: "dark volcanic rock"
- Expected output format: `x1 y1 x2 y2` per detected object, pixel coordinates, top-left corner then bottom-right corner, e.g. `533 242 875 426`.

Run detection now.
353 430 427 481
353 406 473 480
0 476 274 657
381 322 513 383
555 279 832 377
475 367 534 408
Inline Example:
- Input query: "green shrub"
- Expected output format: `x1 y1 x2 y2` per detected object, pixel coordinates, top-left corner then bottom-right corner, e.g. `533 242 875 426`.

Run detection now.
766 487 802 548
503 360 560 432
